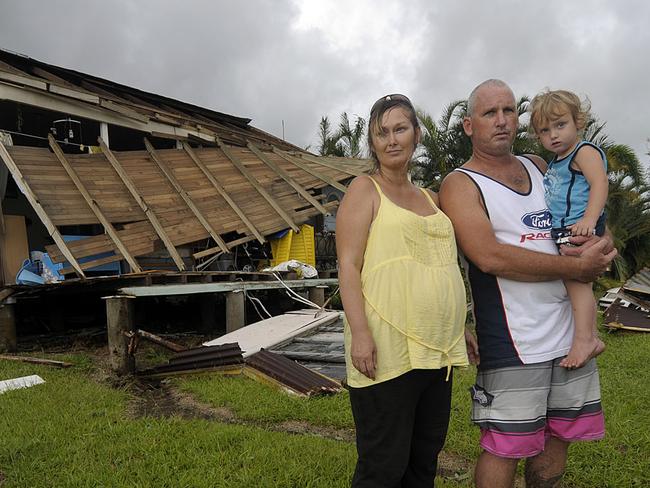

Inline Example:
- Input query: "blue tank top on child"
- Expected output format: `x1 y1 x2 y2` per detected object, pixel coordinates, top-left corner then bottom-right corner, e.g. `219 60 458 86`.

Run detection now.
543 141 607 229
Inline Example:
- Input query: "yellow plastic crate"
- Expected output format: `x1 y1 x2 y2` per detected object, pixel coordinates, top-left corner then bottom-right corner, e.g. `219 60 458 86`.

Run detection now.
270 224 315 266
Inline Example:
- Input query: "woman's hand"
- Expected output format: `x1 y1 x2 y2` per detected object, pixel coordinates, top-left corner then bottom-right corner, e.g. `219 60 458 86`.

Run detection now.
465 328 480 365
351 329 377 380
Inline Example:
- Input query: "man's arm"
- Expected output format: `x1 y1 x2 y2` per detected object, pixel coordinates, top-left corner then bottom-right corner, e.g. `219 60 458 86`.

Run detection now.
438 171 615 282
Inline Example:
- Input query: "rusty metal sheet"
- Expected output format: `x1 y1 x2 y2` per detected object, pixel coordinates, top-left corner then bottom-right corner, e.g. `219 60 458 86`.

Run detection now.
245 349 342 396
623 267 650 297
603 299 650 332
143 343 243 374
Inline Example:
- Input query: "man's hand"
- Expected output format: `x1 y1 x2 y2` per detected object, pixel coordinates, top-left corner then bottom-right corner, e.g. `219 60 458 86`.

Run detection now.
465 328 480 365
562 232 615 255
561 238 617 282
351 329 377 379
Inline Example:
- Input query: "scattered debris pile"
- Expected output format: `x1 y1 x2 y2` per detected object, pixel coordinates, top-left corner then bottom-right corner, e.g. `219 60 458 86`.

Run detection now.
603 267 650 332
140 309 345 396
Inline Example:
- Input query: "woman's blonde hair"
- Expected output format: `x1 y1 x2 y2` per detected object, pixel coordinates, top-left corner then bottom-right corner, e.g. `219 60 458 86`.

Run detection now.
528 89 590 135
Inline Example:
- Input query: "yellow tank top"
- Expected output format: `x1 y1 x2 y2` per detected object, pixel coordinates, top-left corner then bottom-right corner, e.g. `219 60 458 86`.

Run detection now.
344 177 468 387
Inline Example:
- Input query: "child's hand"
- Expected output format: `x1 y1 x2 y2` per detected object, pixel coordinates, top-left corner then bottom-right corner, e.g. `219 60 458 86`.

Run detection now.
569 219 596 237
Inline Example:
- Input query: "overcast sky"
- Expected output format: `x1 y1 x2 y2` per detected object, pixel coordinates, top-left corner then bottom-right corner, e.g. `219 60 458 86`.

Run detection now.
1 0 648 168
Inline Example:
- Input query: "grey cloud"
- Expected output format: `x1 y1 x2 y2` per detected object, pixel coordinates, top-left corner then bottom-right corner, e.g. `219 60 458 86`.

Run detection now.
0 0 648 165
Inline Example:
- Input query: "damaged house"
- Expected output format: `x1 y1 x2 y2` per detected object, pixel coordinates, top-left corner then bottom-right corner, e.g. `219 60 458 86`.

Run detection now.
0 49 363 379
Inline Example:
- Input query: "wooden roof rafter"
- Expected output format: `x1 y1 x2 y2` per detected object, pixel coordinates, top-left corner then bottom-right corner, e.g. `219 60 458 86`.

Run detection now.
246 141 328 215
296 153 363 178
0 139 86 279
143 138 229 255
182 143 265 244
215 136 300 233
48 134 142 273
271 147 348 193
98 137 186 271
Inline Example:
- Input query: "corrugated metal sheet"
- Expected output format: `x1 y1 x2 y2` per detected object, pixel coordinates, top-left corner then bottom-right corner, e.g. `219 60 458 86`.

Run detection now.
143 343 243 374
623 267 650 296
245 349 342 396
603 300 650 332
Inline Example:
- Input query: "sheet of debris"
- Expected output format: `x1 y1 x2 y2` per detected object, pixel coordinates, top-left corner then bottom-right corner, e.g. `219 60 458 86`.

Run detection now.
203 309 342 357
268 316 345 381
602 268 650 332
142 310 346 396
0 374 45 394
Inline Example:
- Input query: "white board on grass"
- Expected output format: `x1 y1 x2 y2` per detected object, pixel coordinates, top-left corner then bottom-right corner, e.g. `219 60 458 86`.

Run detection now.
0 374 45 394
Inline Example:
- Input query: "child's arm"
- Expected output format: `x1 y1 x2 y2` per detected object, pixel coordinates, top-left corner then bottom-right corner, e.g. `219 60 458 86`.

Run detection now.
569 145 608 236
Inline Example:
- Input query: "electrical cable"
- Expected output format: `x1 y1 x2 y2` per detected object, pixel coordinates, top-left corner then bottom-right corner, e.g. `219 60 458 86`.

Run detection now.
271 272 322 310
0 128 88 149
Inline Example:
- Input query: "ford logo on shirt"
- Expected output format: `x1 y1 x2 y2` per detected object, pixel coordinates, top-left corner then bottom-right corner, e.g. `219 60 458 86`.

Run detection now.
521 210 552 230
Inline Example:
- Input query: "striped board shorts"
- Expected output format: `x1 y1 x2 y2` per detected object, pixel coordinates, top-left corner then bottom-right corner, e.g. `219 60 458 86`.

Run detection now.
470 358 605 458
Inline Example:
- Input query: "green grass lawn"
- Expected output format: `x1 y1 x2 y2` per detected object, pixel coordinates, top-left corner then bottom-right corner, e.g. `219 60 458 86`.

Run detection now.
1 328 648 487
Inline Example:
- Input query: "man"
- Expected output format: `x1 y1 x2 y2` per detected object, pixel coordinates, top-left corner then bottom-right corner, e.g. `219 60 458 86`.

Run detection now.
439 79 616 488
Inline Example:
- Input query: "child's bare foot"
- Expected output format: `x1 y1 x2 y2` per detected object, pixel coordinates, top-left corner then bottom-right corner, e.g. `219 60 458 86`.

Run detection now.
560 336 605 369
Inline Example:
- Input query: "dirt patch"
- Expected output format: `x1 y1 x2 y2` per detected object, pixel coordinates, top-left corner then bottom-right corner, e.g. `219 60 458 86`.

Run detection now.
126 379 236 422
275 420 355 442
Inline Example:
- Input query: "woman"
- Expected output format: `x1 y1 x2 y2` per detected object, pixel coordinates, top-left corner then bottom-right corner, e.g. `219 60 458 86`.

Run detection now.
336 94 476 488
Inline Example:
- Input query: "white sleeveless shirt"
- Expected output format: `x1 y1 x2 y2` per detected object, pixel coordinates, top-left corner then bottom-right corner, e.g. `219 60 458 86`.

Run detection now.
455 156 573 370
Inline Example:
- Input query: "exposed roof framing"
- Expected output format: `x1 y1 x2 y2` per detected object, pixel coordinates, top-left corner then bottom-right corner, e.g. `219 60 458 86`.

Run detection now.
98 137 186 271
144 138 229 255
49 135 142 273
216 136 300 233
0 139 85 278
247 141 327 214
0 48 298 151
183 142 264 244
1 138 360 273
272 147 348 193
0 48 370 274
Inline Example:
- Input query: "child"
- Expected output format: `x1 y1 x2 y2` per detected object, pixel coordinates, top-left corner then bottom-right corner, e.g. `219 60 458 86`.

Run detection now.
529 89 607 368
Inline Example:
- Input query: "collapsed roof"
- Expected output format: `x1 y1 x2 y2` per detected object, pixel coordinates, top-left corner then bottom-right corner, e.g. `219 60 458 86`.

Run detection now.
0 49 368 278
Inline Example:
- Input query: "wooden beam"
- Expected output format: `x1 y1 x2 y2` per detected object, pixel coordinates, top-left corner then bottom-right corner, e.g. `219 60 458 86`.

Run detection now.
135 329 186 353
144 138 229 254
247 142 327 214
119 278 339 297
0 304 17 353
182 143 265 244
0 354 73 368
48 135 142 273
105 296 135 376
216 137 299 232
272 147 348 193
99 99 150 123
297 153 363 177
98 137 186 271
193 235 255 260
0 82 215 144
0 140 86 278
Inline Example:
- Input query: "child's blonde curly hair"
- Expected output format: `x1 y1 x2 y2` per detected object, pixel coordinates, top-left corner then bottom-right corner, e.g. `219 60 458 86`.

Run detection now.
528 89 590 135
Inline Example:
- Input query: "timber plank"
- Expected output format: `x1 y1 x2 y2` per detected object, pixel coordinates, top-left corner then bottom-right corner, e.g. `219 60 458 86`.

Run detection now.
98 137 186 271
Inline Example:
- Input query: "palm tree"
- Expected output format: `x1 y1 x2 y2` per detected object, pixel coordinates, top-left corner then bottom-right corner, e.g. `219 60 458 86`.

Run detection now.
605 172 650 279
316 116 345 157
316 113 366 158
337 112 366 158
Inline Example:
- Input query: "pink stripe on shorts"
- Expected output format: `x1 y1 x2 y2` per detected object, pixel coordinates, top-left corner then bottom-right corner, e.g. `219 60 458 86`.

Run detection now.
471 358 605 458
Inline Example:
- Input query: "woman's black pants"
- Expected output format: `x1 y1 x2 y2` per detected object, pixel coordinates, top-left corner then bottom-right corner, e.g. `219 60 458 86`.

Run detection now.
348 368 453 488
